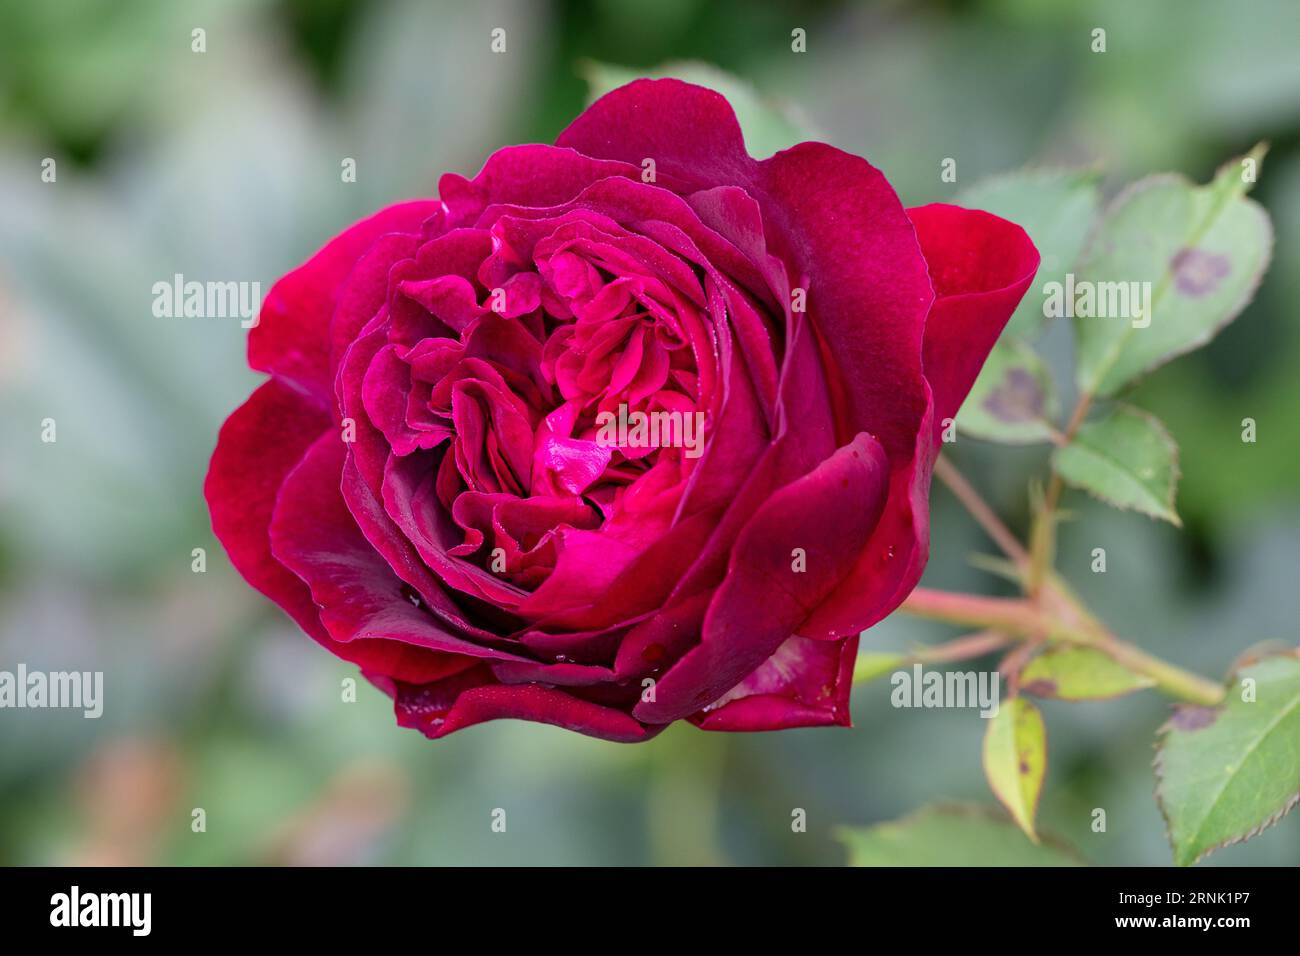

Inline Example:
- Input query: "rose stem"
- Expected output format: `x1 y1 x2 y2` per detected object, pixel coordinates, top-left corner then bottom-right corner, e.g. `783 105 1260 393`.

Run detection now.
1027 391 1095 595
899 454 1225 707
899 587 1223 706
855 631 1013 685
933 455 1029 567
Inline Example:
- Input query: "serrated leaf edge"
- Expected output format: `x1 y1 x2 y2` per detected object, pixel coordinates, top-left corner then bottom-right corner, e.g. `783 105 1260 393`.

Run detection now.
1054 404 1182 525
1153 653 1300 866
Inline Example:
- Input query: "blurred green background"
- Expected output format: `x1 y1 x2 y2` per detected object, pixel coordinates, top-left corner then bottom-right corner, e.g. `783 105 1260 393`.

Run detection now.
1 0 1297 866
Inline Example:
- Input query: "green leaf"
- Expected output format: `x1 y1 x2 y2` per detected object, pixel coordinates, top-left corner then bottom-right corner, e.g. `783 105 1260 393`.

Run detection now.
957 338 1060 444
1073 145 1273 397
852 652 906 685
982 696 1047 841
1053 405 1181 525
1022 646 1156 700
1155 654 1300 866
580 60 808 159
956 167 1101 338
838 804 1083 867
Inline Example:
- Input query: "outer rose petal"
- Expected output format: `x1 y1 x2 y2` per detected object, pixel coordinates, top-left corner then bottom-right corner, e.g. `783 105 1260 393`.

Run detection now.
798 405 935 642
803 209 1038 640
205 379 331 641
636 432 889 724
557 80 754 188
381 670 660 743
691 633 859 731
755 144 933 458
909 203 1041 434
251 201 439 402
205 381 454 682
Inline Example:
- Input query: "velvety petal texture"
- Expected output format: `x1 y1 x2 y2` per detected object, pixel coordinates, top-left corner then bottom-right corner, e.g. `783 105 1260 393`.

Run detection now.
206 79 1038 742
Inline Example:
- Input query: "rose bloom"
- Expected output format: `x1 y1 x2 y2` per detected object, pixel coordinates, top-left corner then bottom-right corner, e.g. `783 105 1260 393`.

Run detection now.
206 80 1038 742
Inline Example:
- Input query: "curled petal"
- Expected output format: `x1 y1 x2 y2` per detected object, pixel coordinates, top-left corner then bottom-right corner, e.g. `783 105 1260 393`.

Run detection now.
440 144 640 226
384 670 660 743
692 634 859 731
909 203 1041 435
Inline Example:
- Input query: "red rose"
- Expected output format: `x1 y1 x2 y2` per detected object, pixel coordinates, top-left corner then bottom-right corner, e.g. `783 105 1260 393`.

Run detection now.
206 80 1038 741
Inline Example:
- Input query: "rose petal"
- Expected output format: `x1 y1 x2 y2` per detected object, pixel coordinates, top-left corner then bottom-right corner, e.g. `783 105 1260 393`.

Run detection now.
270 432 518 671
205 379 331 641
636 432 889 723
252 200 437 401
909 203 1040 435
341 455 508 647
206 380 456 682
756 143 934 457
386 674 660 743
328 231 424 385
439 144 640 227
556 78 753 190
691 634 859 731
799 405 936 642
